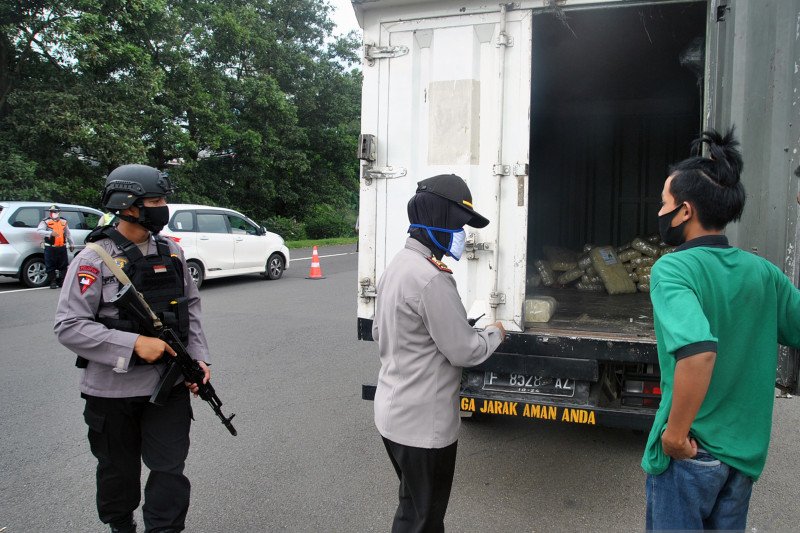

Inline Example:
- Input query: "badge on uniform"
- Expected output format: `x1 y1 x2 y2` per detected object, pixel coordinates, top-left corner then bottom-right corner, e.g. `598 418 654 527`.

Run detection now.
114 258 128 269
153 265 167 274
426 256 452 273
77 272 97 294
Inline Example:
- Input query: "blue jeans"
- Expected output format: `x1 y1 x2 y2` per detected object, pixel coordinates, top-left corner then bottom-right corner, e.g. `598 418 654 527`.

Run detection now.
646 449 753 531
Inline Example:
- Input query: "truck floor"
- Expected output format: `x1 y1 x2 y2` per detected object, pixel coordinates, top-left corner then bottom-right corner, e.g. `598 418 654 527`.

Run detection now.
525 287 655 343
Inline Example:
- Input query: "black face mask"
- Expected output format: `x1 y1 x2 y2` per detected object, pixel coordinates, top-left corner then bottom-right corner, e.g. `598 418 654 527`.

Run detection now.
658 204 688 246
139 205 170 234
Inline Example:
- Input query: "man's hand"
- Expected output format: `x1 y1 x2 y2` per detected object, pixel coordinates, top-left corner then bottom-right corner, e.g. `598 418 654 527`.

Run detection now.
493 321 507 341
186 361 211 395
661 428 698 460
69 244 75 252
133 335 176 363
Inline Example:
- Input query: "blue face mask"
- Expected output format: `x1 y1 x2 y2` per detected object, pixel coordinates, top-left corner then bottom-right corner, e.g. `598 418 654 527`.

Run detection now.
409 224 466 261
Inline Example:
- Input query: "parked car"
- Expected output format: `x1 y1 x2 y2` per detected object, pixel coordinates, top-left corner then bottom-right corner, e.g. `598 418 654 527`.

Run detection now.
0 201 104 287
160 204 290 288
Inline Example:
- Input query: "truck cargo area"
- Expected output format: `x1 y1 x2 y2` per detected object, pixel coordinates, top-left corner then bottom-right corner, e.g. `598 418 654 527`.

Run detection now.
525 2 707 341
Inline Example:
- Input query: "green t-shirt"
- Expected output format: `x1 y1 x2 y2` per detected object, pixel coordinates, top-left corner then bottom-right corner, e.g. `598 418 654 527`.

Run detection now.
641 236 800 481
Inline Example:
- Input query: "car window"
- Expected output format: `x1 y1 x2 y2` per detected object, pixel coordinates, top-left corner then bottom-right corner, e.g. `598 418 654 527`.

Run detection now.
227 215 260 236
9 207 42 228
60 210 84 229
82 211 100 228
171 211 195 232
197 213 229 234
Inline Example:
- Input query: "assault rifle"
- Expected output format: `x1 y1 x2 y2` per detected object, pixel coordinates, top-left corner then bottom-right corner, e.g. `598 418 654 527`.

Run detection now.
109 283 237 436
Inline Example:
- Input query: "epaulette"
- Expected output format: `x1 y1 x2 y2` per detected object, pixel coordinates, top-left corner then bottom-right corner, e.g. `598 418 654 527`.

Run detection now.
426 256 452 274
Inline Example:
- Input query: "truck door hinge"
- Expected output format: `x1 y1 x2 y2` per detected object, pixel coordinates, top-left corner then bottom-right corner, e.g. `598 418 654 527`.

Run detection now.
360 278 377 300
364 44 410 66
492 164 511 176
362 166 407 184
489 292 506 307
496 32 514 48
514 163 529 176
465 233 492 260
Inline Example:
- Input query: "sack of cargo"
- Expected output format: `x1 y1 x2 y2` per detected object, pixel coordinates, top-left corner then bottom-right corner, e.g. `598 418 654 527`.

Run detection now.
618 249 642 263
576 282 604 292
628 271 639 283
617 242 632 253
638 283 650 292
659 246 677 257
524 296 558 323
534 260 555 286
543 246 579 271
631 238 659 258
585 266 597 277
527 274 542 288
630 256 656 268
646 234 661 244
577 254 592 270
636 266 652 277
582 243 595 253
589 246 637 295
557 268 583 285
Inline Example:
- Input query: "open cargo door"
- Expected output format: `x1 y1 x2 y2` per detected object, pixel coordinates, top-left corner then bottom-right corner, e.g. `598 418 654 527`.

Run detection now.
705 0 800 392
357 5 532 336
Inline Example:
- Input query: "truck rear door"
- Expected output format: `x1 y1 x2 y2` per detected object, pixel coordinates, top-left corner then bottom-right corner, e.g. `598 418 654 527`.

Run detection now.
706 0 800 392
358 5 532 334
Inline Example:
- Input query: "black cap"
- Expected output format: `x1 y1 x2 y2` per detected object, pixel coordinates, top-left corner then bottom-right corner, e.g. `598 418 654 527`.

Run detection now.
416 174 489 228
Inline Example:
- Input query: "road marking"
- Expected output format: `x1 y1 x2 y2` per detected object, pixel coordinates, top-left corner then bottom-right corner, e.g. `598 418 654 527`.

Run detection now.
0 287 50 295
290 252 357 262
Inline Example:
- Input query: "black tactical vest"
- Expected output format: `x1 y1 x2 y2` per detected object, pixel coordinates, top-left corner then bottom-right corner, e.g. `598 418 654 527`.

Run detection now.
90 227 190 343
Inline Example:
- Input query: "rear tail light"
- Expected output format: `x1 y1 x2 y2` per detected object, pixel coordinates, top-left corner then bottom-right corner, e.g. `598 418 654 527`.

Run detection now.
0 232 8 244
622 374 662 408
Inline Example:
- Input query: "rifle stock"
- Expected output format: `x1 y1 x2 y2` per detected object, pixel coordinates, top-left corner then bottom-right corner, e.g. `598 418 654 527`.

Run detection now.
109 284 237 436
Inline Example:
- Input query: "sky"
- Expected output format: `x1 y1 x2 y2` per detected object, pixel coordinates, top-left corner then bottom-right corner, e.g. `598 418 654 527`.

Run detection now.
330 0 361 35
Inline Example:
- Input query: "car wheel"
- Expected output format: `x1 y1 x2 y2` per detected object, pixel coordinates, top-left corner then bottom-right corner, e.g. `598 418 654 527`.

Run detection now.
21 256 48 288
264 253 284 280
187 260 204 289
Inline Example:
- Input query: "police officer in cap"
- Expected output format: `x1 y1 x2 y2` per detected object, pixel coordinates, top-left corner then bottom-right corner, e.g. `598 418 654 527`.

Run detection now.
372 174 506 532
54 164 210 533
37 204 75 288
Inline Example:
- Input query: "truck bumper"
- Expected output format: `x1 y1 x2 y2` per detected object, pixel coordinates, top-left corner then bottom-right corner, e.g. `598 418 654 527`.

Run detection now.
362 384 656 432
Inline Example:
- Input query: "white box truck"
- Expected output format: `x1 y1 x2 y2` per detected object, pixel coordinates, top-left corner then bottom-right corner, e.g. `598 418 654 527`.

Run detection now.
355 0 800 430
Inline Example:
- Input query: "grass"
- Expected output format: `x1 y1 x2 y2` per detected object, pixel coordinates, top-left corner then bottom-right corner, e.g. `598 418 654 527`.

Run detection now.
285 237 358 249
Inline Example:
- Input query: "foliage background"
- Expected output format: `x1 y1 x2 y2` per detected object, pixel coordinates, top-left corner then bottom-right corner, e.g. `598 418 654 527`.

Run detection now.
0 0 361 237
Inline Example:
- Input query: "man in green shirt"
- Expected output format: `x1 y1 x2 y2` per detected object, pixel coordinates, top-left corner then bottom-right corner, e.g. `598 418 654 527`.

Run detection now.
642 129 800 531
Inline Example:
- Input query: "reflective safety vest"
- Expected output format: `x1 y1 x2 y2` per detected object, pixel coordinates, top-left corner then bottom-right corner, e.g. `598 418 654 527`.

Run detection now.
46 219 68 247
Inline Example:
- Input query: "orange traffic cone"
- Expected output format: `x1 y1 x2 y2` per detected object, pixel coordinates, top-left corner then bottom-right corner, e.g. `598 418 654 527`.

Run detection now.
307 245 325 279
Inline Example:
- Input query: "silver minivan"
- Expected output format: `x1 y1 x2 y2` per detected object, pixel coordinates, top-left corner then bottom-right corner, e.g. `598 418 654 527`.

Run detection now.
0 201 104 287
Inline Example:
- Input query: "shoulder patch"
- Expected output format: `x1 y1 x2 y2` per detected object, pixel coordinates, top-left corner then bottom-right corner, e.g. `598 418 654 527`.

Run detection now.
79 264 100 276
426 256 452 274
77 272 97 294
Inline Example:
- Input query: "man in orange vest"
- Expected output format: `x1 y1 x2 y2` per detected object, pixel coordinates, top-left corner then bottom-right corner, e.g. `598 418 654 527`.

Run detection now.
37 204 75 289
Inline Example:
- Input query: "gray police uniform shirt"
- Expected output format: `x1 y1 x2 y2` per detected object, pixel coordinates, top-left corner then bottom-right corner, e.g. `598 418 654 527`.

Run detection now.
373 238 503 449
54 234 210 398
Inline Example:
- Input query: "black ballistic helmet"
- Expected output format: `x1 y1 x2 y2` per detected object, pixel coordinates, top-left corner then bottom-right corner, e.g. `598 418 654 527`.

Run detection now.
101 164 176 211
415 174 490 228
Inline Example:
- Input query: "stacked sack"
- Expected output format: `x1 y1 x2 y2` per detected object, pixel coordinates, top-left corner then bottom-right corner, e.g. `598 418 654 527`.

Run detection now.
530 236 675 294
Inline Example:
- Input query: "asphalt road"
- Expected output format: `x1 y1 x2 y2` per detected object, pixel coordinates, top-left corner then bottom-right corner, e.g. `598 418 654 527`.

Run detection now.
1 245 799 532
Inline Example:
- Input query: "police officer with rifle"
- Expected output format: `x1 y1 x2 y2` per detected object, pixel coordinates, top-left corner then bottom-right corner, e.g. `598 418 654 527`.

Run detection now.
54 164 225 533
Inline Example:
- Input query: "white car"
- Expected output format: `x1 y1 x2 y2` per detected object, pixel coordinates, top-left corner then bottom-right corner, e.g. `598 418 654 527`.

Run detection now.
160 204 290 288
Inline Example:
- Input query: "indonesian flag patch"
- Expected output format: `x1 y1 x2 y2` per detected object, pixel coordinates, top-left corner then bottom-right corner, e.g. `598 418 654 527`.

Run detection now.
77 272 97 294
153 265 167 274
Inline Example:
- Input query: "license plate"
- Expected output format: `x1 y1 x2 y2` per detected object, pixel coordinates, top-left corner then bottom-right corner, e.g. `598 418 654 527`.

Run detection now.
482 372 576 398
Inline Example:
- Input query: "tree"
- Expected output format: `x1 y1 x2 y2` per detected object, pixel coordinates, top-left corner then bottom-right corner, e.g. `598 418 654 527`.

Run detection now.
0 0 362 237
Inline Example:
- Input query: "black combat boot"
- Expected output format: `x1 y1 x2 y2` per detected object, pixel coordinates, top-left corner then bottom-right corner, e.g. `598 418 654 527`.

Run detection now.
109 518 136 533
